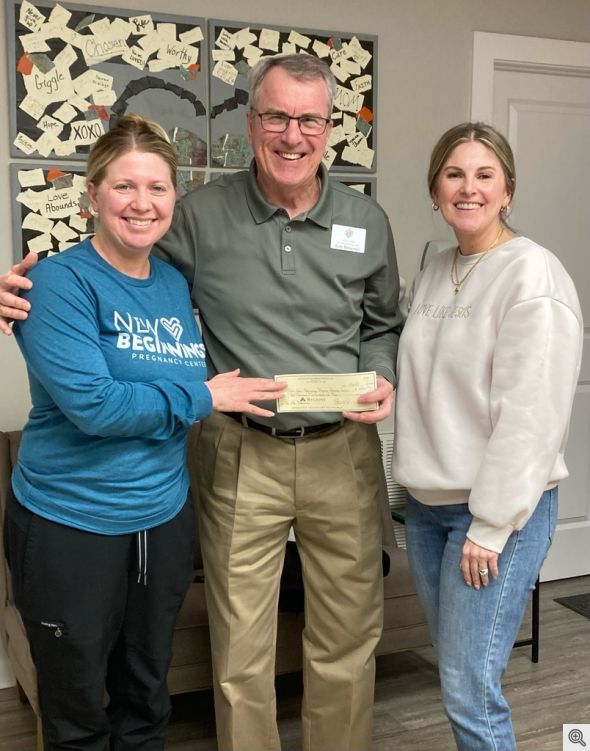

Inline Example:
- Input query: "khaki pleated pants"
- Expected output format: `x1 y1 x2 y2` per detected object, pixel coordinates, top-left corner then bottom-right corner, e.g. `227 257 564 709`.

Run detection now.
195 412 384 751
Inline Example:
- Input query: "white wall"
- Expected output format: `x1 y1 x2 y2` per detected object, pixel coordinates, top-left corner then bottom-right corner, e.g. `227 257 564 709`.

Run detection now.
1 0 590 686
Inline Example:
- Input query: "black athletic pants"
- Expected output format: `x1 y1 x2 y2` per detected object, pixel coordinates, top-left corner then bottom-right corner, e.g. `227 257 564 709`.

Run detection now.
4 485 195 751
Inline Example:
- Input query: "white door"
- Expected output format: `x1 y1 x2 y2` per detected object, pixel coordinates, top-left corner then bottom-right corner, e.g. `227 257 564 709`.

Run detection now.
472 32 590 580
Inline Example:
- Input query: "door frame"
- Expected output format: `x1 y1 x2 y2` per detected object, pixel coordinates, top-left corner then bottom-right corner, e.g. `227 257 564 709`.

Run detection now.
471 31 590 122
470 31 590 580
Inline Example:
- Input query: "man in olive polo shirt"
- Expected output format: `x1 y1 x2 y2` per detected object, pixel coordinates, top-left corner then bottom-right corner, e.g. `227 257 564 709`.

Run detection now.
0 54 402 751
162 53 402 751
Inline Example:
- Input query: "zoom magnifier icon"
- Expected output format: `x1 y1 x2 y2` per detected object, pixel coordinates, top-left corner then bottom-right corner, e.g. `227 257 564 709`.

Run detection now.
569 729 587 747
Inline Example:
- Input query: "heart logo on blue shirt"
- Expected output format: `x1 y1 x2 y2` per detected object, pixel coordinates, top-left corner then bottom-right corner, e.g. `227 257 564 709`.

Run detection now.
160 317 183 341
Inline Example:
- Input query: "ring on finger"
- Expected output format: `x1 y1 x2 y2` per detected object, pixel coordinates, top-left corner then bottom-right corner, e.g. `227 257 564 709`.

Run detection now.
478 568 488 576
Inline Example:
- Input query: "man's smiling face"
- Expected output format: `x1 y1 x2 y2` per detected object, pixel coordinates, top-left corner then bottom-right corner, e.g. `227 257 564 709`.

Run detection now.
246 66 332 199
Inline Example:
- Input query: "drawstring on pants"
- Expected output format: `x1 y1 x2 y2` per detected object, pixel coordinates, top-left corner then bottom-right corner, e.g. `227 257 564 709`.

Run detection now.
137 530 148 586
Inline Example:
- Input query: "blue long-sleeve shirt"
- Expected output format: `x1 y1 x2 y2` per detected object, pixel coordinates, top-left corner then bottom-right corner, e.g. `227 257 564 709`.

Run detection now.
12 239 212 534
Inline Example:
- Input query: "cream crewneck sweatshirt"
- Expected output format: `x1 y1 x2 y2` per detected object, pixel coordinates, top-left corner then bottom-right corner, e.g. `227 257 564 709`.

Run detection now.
393 236 583 552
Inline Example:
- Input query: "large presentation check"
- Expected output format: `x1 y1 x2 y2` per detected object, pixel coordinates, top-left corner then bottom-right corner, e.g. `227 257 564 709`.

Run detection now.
275 372 378 413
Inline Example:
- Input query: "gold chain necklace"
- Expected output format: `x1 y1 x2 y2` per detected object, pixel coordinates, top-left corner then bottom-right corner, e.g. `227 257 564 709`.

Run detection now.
450 227 504 295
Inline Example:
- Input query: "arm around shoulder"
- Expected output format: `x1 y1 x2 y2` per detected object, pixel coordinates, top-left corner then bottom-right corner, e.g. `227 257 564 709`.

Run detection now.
0 252 38 334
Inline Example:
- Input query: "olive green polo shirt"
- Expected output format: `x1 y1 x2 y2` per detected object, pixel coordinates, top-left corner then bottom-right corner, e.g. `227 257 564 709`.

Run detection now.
156 162 402 429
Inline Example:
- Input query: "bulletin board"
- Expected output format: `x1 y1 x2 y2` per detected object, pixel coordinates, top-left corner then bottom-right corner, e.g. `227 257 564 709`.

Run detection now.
208 20 377 172
8 0 208 165
10 161 92 259
7 2 379 260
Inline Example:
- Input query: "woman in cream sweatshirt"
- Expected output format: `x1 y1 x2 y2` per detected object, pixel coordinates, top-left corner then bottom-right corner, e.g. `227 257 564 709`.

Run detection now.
393 122 582 751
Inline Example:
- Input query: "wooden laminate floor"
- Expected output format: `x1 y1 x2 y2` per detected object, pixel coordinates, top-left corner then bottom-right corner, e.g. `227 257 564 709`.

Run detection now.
0 576 588 750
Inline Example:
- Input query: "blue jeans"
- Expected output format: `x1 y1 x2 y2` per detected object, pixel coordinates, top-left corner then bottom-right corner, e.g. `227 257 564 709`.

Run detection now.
405 489 557 751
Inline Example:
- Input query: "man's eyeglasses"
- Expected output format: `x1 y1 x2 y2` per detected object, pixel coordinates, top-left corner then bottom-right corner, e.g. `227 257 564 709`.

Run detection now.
251 110 331 136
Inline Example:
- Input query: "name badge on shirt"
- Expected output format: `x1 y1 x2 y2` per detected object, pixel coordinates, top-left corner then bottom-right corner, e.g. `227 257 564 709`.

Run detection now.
330 224 366 253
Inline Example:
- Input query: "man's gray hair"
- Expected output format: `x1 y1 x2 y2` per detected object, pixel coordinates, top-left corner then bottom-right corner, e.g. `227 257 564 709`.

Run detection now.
248 53 337 114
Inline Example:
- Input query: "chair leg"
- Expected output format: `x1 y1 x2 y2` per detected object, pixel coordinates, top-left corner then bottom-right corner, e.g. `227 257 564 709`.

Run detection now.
513 576 541 662
531 576 540 663
15 680 28 704
36 716 43 751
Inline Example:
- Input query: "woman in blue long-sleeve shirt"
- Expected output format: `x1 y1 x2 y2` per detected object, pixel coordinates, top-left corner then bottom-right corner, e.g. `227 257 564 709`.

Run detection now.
4 114 283 750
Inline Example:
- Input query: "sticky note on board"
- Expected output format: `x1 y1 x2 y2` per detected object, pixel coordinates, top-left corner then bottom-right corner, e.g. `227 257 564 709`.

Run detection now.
122 45 148 70
179 26 204 45
147 59 171 72
16 189 43 212
35 131 59 158
23 66 75 105
243 45 263 64
328 124 346 146
351 74 372 92
54 139 76 156
340 59 361 76
69 214 87 232
54 44 77 69
216 28 235 51
19 1 46 33
157 40 198 67
18 168 45 187
53 102 77 123
37 187 83 219
27 234 54 253
156 23 176 40
19 34 50 54
330 63 349 84
288 30 311 48
333 85 364 113
348 37 372 68
20 95 46 121
69 119 104 146
342 113 356 134
212 49 235 62
22 212 54 234
92 89 116 106
212 60 238 86
14 132 37 155
81 32 129 65
48 4 72 26
342 144 374 169
330 46 347 63
233 27 257 49
129 15 154 35
51 220 78 242
259 28 279 51
312 39 331 58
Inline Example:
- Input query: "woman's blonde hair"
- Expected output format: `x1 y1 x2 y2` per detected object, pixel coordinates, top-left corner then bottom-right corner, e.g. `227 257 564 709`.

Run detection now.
86 113 177 188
